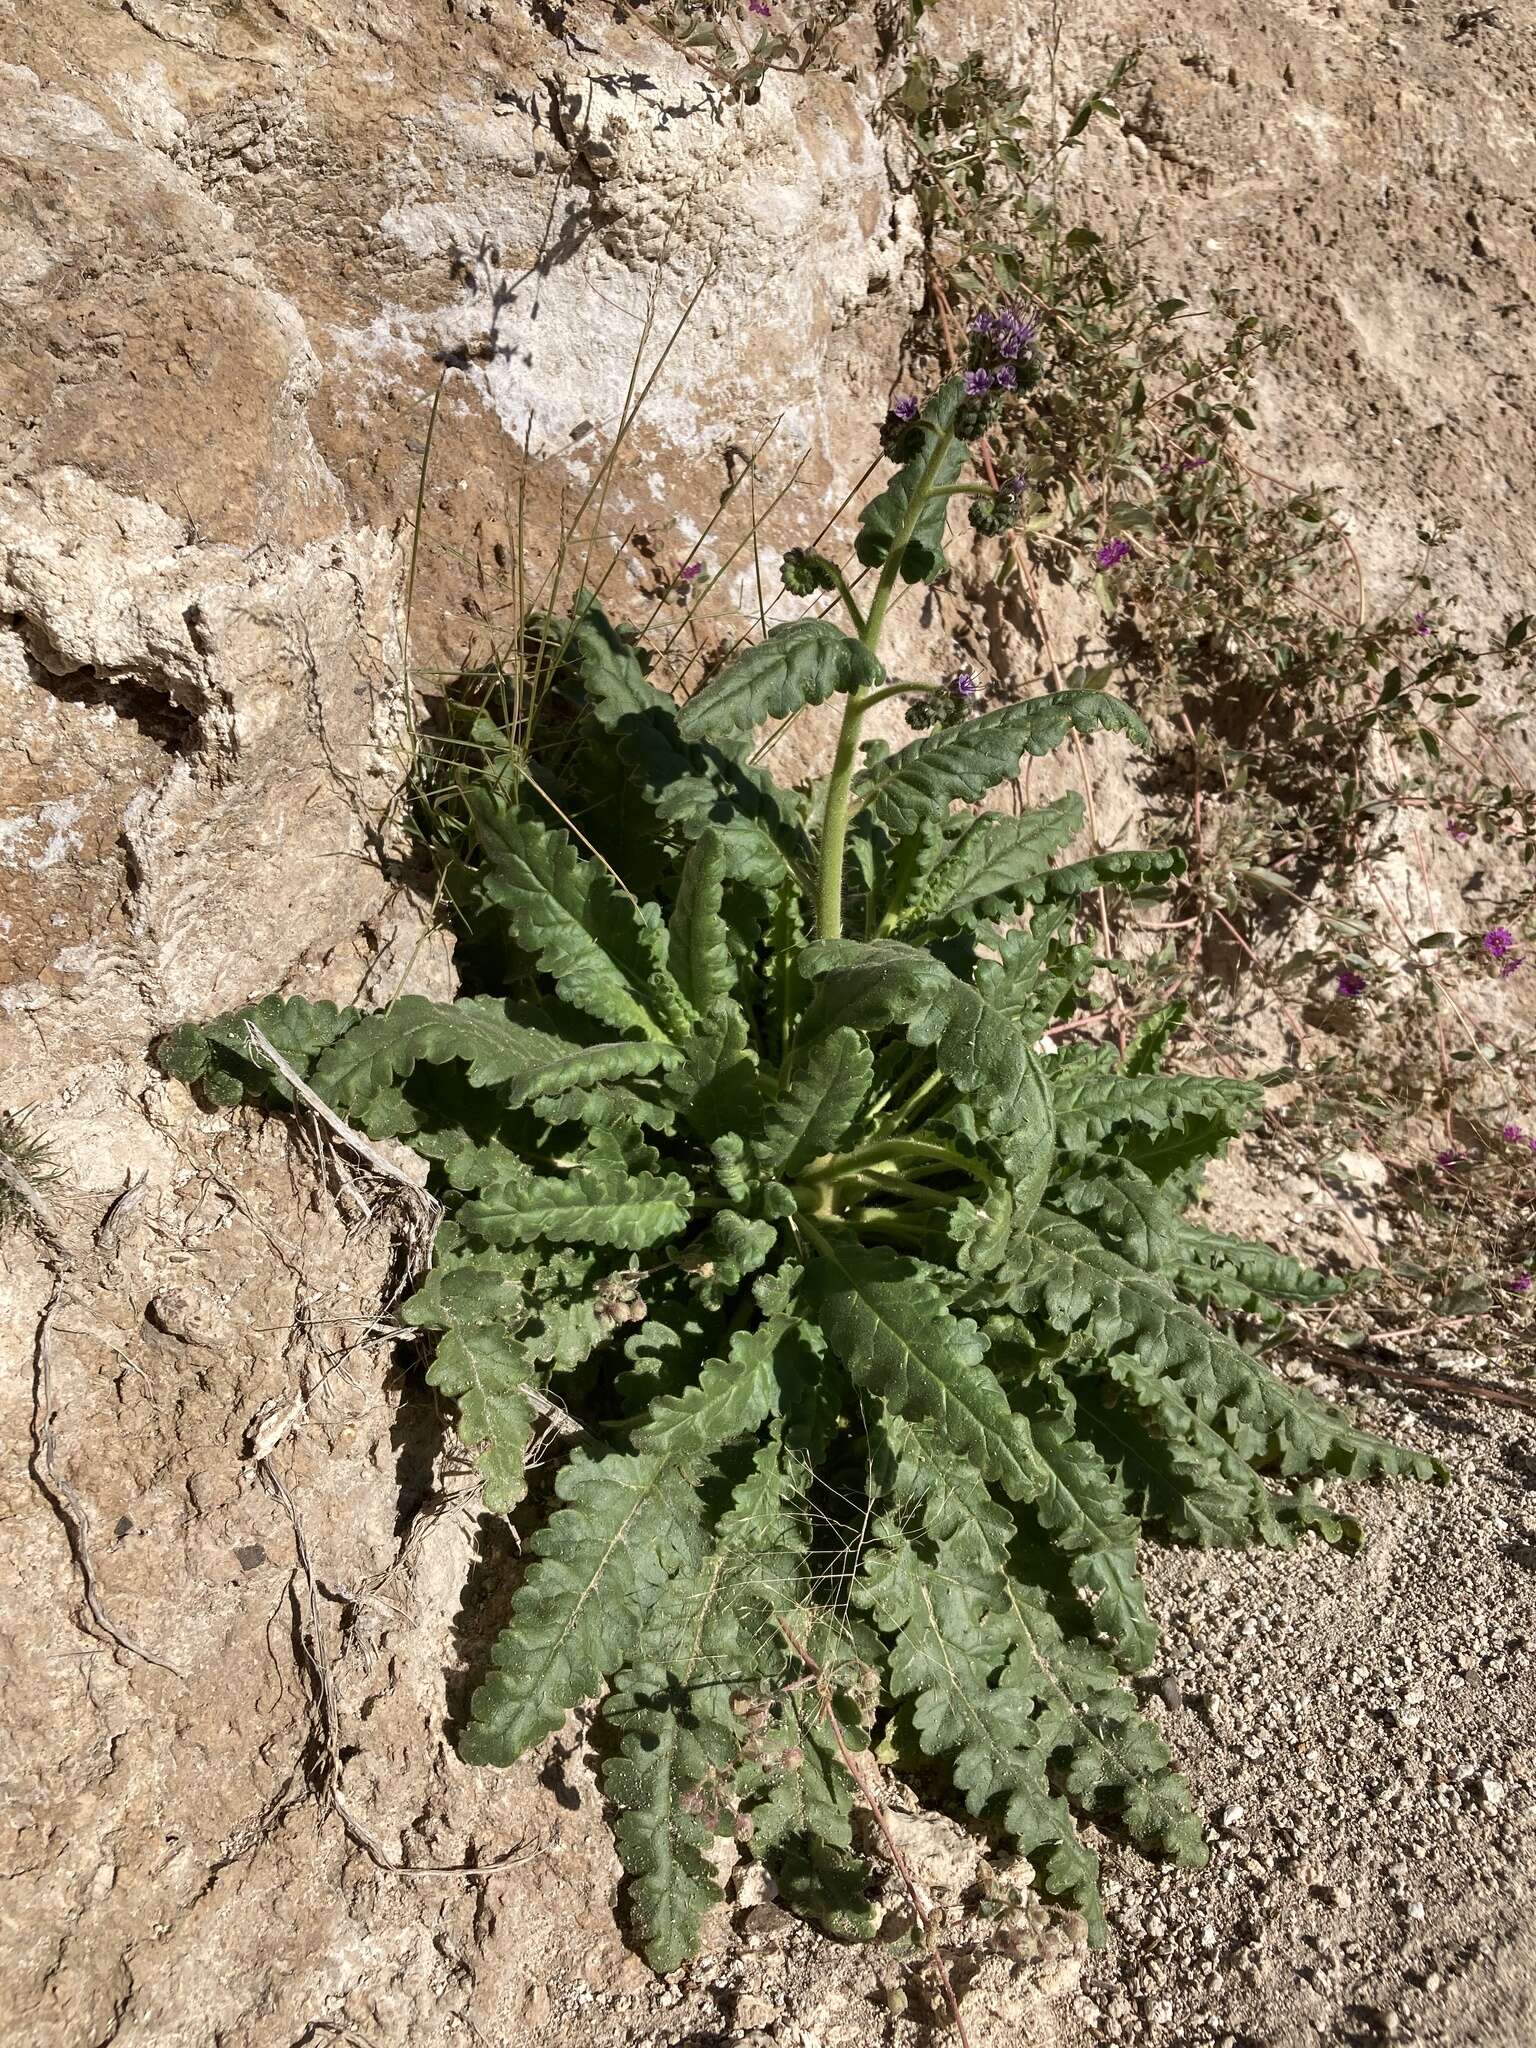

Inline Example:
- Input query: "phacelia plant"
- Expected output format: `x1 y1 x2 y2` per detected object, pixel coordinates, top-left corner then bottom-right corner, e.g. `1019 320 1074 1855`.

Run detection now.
159 375 1436 1972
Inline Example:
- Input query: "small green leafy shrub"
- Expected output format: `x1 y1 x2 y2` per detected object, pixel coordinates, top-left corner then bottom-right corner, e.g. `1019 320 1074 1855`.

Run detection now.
160 379 1436 1971
618 0 872 99
890 46 1535 938
0 1109 63 1231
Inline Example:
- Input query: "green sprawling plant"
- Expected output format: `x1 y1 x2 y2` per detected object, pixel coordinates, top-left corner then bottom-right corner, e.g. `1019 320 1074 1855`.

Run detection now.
159 374 1437 1974
891 45 1535 944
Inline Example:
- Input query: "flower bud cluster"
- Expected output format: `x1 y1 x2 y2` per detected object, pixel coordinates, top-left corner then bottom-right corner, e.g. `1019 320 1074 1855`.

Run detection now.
780 547 839 598
905 668 985 730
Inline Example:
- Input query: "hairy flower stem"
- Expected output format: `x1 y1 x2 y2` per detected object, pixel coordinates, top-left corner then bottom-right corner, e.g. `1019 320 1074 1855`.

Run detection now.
815 698 874 942
827 567 868 637
815 423 959 942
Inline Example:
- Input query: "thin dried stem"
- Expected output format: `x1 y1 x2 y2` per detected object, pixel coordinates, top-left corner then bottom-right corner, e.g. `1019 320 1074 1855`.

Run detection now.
30 1279 184 1675
776 1617 978 2048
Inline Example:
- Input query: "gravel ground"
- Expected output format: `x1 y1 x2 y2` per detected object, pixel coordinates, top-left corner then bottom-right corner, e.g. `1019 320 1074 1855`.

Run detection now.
1059 1351 1536 2048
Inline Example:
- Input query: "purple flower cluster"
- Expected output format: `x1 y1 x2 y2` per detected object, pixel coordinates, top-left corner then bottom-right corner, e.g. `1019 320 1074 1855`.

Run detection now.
963 305 1036 404
965 366 1018 394
678 561 703 587
1509 1271 1533 1295
1503 1123 1525 1144
1434 1147 1465 1173
1095 538 1132 571
748 0 772 15
969 306 1037 358
1483 927 1524 977
1336 969 1368 1001
947 668 978 698
891 395 919 422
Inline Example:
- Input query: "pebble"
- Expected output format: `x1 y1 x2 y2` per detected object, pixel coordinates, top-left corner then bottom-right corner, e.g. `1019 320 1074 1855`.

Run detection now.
741 1903 794 1938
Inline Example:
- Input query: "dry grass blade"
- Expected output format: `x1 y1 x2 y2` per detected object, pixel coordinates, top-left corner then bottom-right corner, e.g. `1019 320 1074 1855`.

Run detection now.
243 1023 441 1237
0 1146 66 1251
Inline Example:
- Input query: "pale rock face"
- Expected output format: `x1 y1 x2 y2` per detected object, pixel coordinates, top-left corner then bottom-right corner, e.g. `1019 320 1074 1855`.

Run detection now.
0 7 910 2044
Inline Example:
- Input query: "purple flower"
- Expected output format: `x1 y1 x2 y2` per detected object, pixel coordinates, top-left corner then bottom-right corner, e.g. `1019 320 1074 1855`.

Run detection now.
748 0 772 15
1336 969 1368 1001
1509 1270 1533 1295
1095 538 1132 570
964 369 993 395
1435 1148 1464 1172
891 395 919 421
994 309 1037 358
970 307 1037 359
679 561 703 585
1446 818 1471 844
1501 954 1525 979
1502 1124 1525 1144
947 668 978 698
1483 927 1517 959
1413 611 1431 637
992 363 1018 392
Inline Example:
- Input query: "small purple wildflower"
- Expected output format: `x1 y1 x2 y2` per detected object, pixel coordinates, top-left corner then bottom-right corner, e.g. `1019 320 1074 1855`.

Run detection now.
678 561 703 586
1446 818 1471 844
1336 969 1368 1001
970 307 1037 359
1483 927 1517 960
1413 611 1431 637
748 0 772 15
1095 538 1132 570
947 668 978 698
891 395 919 421
1181 454 1210 472
1001 472 1026 496
964 369 993 396
1502 1123 1525 1144
992 363 1018 392
1434 1148 1464 1173
1501 954 1525 980
1508 1270 1533 1295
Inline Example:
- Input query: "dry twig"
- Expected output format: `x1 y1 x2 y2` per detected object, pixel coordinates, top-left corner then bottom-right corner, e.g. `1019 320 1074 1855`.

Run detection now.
29 1278 184 1675
1299 1338 1536 1417
777 1617 977 2048
259 1457 545 1880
